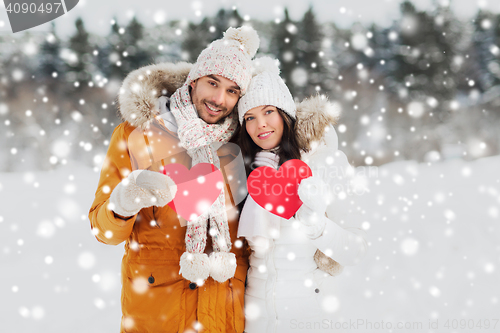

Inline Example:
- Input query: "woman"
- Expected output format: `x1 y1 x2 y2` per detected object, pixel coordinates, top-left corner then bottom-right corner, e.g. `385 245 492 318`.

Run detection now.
237 57 368 332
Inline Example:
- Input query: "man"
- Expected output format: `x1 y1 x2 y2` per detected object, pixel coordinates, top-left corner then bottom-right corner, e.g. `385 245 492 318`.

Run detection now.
89 26 259 333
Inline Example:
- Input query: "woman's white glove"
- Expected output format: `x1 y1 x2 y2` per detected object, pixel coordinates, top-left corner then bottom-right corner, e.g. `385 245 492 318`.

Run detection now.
298 176 332 213
295 176 332 239
109 170 177 218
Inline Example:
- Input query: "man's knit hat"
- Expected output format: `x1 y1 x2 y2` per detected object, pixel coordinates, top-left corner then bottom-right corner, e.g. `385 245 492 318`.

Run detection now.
237 57 296 124
186 26 260 95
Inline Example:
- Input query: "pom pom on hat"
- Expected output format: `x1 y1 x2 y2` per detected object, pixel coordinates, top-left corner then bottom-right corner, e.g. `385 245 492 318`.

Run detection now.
224 26 260 59
186 25 260 95
252 56 280 76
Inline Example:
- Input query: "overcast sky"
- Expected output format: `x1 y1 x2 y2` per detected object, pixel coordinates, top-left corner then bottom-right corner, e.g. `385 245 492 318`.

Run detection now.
1 0 500 37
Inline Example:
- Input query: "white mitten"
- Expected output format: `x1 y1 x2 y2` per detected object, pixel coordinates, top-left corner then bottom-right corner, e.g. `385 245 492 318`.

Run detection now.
296 204 326 239
109 170 177 218
135 170 178 207
296 176 331 239
297 176 331 213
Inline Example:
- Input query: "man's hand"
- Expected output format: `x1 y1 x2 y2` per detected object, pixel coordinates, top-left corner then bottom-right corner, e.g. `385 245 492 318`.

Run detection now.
109 170 177 218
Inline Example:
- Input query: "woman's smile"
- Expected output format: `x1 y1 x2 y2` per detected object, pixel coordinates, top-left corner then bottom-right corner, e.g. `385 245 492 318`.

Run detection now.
257 131 274 139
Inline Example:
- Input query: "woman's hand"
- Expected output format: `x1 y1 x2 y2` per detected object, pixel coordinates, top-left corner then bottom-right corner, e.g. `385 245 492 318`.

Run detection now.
297 176 331 213
296 204 326 239
295 176 332 239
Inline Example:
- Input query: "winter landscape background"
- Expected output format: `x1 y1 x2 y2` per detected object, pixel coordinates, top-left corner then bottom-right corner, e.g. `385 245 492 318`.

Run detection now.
1 0 499 332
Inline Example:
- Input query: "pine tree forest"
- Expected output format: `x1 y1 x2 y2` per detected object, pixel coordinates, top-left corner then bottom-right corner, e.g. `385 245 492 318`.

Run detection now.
1 2 499 171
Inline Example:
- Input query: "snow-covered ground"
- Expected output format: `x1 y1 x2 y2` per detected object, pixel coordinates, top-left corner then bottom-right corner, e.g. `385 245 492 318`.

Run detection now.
1 156 499 332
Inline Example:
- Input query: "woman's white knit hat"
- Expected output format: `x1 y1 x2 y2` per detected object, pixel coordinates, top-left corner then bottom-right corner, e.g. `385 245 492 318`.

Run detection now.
186 26 260 95
237 56 296 124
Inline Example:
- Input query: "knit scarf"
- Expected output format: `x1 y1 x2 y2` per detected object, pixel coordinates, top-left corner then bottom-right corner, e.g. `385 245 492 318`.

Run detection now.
169 83 238 283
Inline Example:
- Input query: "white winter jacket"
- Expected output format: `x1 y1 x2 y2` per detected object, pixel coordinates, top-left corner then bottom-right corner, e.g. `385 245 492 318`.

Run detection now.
239 126 368 333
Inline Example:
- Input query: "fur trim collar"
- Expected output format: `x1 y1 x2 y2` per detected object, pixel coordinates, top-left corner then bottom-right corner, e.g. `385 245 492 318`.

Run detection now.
118 62 193 129
296 95 341 151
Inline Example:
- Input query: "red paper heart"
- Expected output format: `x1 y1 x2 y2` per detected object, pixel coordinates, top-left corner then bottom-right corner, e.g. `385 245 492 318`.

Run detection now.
247 159 312 219
162 163 223 221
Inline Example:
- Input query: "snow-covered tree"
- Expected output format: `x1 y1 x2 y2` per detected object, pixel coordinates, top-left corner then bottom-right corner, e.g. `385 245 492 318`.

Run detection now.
66 18 93 85
270 8 299 97
38 23 64 84
465 11 500 95
123 17 152 72
386 1 463 103
297 6 325 97
182 18 213 63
